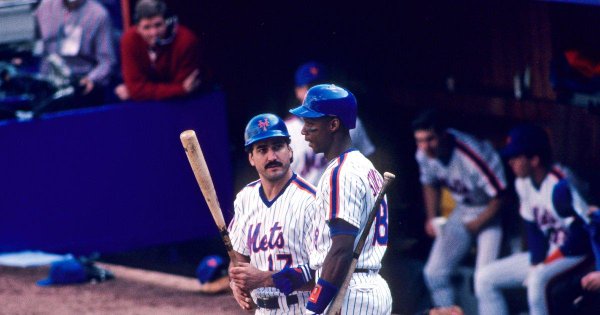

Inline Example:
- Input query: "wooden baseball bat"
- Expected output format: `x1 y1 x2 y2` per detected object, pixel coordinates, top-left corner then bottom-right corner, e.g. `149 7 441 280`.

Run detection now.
180 130 238 266
325 172 396 315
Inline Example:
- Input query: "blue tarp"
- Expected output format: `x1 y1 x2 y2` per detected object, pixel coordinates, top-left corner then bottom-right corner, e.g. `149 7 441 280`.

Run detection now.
0 92 232 255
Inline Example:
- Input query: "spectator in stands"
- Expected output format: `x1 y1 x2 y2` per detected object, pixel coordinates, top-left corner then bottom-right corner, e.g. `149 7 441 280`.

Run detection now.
475 124 590 315
115 0 201 101
285 61 375 185
35 0 116 107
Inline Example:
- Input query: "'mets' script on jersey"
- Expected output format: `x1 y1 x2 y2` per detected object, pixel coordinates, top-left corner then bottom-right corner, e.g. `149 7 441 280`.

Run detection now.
229 174 316 298
416 129 507 206
516 165 589 250
310 149 388 272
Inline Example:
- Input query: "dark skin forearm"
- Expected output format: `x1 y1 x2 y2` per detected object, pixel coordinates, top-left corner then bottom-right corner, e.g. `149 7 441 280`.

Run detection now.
319 233 356 287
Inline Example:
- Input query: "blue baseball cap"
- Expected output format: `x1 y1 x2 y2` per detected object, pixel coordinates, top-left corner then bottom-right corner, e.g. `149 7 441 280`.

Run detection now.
295 61 328 87
289 84 357 129
502 124 551 159
196 255 227 284
37 258 88 286
244 113 290 150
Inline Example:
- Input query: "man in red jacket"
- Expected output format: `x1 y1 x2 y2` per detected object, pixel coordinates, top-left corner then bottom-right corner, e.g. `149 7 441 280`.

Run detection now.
115 0 201 101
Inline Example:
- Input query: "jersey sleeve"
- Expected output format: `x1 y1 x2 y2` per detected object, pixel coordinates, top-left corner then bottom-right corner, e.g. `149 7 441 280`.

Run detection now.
326 167 366 229
415 151 439 186
551 178 591 221
570 184 591 224
474 141 507 198
229 194 249 256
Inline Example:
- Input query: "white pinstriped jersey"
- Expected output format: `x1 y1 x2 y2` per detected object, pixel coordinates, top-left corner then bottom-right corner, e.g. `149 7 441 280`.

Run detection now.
310 149 389 272
285 116 376 186
228 174 316 311
416 129 507 206
516 164 589 252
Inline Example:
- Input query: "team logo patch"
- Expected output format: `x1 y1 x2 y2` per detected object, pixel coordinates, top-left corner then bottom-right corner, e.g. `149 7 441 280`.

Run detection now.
309 284 322 303
258 118 270 131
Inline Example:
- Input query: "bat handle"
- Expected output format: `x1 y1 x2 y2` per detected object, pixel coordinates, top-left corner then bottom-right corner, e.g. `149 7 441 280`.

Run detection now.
218 227 238 266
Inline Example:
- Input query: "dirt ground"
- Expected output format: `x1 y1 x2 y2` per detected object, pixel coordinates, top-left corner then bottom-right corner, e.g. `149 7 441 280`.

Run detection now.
0 264 245 315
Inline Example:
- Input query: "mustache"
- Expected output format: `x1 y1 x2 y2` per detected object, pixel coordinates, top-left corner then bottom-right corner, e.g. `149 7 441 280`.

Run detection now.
265 161 283 169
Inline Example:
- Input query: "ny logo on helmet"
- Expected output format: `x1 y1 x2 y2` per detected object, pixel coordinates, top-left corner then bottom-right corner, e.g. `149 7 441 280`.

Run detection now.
258 118 270 131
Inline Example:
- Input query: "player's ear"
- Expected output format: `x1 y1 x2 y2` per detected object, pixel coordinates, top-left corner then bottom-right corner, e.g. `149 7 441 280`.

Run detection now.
248 151 256 167
289 145 294 164
329 117 340 132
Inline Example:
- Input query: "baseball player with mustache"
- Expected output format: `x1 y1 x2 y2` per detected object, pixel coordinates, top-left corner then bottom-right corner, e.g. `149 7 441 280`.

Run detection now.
228 113 317 314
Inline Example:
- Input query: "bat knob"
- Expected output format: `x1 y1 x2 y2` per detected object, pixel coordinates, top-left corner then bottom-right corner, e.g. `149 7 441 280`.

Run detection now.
383 172 396 180
180 130 197 141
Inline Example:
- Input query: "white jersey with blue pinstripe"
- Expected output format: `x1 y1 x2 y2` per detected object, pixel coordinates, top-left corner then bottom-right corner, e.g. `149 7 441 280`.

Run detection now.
310 149 389 273
310 149 392 314
228 174 316 314
517 164 589 252
416 129 507 206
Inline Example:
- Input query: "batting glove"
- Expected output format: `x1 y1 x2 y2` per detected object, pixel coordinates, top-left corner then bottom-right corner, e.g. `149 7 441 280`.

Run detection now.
272 265 312 295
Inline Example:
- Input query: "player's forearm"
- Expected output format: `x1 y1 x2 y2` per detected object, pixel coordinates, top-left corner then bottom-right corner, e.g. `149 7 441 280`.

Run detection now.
477 195 504 225
259 270 276 288
423 184 441 219
319 235 355 286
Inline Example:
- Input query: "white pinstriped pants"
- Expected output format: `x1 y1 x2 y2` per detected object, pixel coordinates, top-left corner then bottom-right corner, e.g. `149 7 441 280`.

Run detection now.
423 204 503 307
328 272 392 315
474 252 587 315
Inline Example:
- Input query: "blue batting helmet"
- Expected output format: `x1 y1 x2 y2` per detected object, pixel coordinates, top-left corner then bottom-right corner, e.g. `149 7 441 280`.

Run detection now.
244 113 290 150
501 124 552 160
295 61 328 87
289 84 357 129
196 255 227 284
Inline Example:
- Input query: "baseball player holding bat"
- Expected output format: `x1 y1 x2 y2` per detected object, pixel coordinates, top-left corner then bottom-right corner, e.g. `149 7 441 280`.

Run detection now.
282 84 392 314
227 113 318 314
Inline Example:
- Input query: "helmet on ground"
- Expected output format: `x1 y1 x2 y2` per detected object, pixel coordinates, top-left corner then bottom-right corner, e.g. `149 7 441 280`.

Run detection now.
244 113 290 150
289 84 357 129
196 255 227 284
